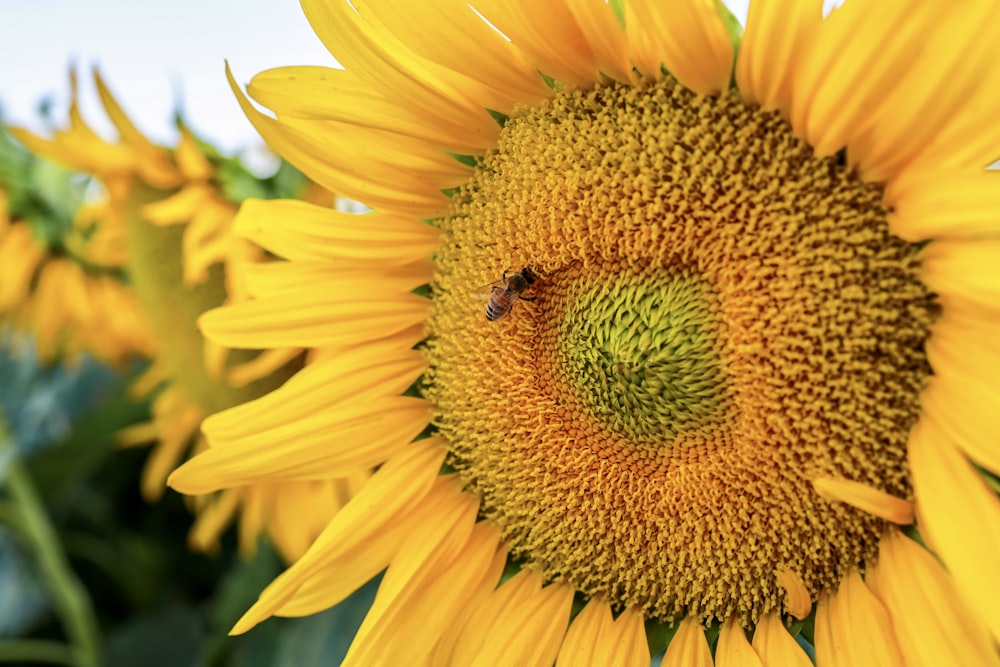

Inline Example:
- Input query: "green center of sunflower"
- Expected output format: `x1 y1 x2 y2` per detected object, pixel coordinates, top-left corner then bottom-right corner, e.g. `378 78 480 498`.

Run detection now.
559 267 729 442
425 77 936 625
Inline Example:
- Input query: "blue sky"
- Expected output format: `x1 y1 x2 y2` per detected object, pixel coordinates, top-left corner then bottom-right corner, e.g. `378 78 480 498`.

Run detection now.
0 1 750 154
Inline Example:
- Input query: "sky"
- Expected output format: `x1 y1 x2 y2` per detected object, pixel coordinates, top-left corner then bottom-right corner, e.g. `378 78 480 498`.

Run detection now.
0 0 751 155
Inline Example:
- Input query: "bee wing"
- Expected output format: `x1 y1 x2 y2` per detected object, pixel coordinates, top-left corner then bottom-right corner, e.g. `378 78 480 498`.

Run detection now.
474 281 500 301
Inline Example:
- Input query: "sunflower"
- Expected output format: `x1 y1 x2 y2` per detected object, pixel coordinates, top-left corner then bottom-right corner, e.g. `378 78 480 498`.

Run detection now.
0 128 156 365
169 0 1000 664
12 69 362 563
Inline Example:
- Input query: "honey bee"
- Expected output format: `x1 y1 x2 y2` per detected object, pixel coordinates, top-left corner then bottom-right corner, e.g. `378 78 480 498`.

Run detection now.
485 267 537 321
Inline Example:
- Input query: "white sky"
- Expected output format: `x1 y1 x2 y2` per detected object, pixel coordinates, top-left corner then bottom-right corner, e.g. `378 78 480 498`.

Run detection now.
0 0 750 155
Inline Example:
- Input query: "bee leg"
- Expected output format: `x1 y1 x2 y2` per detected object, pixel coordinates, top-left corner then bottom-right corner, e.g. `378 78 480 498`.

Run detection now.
520 296 537 302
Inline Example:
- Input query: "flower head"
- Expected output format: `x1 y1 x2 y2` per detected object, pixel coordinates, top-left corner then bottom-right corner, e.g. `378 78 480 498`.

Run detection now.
171 0 1000 664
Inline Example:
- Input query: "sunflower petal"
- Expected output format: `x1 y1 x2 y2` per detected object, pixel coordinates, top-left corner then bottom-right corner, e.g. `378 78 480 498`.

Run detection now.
848 2 1000 180
662 616 713 667
885 169 1000 242
812 476 914 525
342 517 498 666
625 0 734 94
715 617 762 667
919 238 1000 315
736 0 821 110
229 440 446 633
866 531 999 667
300 0 502 146
557 598 650 667
789 0 946 157
445 570 573 667
814 571 903 667
198 278 430 349
233 198 441 265
225 63 449 216
750 612 812 667
908 418 1000 644
473 0 601 87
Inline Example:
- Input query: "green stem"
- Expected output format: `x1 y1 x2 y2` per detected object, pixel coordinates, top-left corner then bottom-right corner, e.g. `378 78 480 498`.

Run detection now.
0 430 101 667
0 639 76 665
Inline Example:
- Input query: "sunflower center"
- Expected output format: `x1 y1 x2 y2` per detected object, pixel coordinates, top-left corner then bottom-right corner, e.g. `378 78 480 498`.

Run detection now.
559 267 729 442
425 78 935 624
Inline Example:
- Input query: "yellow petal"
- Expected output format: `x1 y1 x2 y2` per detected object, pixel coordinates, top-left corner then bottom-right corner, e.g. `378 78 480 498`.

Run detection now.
171 394 430 491
812 476 914 525
789 0 946 157
243 260 432 300
885 169 1000 242
847 2 1000 181
188 488 241 553
919 238 1000 315
912 52 1000 171
174 128 214 180
814 571 903 667
342 519 499 667
141 183 214 225
565 0 633 83
625 0 734 94
909 417 1000 644
557 598 650 667
922 315 1000 477
300 0 501 146
198 280 430 349
92 68 182 188
474 0 601 87
867 531 999 667
338 0 549 108
225 346 303 388
229 440 446 633
233 198 440 264
715 617 762 667
775 569 812 620
750 612 812 667
468 578 574 667
225 63 449 217
662 616 713 667
445 569 572 667
736 0 822 110
250 66 489 152
919 378 1000 480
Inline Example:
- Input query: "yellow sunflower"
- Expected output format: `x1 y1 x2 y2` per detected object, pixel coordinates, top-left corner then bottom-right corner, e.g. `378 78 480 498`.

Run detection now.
0 137 156 365
13 68 362 563
170 0 1000 664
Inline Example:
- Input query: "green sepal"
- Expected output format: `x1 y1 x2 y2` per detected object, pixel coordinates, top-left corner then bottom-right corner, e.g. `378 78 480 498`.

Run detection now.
446 152 480 168
486 108 509 128
645 617 679 658
609 0 625 28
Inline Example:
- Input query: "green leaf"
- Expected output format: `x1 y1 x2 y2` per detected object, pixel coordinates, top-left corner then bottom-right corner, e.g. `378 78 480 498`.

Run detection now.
210 540 282 629
258 578 379 667
104 602 208 667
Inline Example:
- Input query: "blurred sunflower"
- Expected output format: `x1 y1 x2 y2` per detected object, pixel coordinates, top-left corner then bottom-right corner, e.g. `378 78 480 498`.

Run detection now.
11 69 363 563
170 0 1000 664
0 129 156 365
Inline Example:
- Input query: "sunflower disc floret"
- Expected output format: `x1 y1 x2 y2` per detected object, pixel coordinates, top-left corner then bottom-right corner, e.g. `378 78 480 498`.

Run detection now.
425 77 936 623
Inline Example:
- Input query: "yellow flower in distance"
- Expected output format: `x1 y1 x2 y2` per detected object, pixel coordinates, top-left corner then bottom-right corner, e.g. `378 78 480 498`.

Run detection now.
170 0 1000 664
13 68 359 563
0 142 156 365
